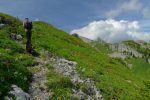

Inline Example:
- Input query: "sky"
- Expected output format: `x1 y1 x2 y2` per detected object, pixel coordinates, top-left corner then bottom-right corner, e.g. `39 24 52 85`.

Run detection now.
0 0 150 43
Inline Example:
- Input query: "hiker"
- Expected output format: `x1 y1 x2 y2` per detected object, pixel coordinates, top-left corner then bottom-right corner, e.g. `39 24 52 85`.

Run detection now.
23 18 33 53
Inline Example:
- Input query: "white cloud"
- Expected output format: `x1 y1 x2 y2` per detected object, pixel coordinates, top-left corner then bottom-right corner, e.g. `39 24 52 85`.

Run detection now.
121 0 142 11
142 7 150 19
34 18 40 21
71 19 150 43
105 0 142 18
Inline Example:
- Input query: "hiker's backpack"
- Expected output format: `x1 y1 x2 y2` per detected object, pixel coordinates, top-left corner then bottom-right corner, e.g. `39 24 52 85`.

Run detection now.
24 22 32 30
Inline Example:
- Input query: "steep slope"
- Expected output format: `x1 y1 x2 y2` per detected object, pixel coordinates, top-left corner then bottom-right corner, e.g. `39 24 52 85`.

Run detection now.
0 13 150 99
87 39 150 99
31 22 145 99
107 41 150 78
0 13 34 98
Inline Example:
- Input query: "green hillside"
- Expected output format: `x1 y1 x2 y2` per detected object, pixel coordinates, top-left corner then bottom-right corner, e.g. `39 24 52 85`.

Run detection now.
0 13 34 98
0 13 150 99
127 58 150 79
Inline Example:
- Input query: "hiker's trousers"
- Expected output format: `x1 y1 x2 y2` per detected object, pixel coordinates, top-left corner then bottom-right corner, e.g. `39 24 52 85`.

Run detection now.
25 29 32 52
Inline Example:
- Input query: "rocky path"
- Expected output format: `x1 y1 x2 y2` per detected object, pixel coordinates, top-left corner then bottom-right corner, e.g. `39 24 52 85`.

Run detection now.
14 49 103 100
47 52 103 100
28 57 52 100
6 49 103 100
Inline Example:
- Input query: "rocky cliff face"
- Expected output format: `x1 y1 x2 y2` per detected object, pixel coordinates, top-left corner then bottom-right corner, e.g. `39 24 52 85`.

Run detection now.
78 36 148 60
109 41 150 69
109 43 143 59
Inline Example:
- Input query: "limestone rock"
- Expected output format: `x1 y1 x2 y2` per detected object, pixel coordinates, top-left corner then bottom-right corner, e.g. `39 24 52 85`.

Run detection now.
10 33 23 41
110 52 126 60
5 85 30 100
148 58 150 64
0 23 5 28
10 33 17 40
109 43 143 59
16 35 23 41
128 64 133 69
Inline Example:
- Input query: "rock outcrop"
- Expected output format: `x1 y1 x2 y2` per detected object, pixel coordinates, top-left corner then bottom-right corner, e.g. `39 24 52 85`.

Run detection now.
110 52 126 60
10 33 23 41
0 23 5 28
109 43 143 59
148 58 150 64
5 85 30 100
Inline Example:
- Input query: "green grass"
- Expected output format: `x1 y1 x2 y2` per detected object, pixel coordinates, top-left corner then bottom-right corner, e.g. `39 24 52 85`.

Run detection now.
0 13 150 99
0 13 34 98
91 41 112 54
31 21 146 99
127 58 150 79
46 66 74 99
0 36 33 98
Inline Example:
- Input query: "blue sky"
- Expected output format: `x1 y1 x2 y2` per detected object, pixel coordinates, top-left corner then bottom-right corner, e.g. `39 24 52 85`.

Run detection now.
0 0 150 42
0 0 149 32
0 0 116 31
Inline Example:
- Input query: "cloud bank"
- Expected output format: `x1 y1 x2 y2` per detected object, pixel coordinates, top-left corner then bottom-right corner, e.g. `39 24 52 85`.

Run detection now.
71 19 150 43
105 0 150 19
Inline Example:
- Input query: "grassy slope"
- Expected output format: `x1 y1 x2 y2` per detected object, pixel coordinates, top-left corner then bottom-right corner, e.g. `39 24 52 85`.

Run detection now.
0 13 35 98
127 58 150 79
94 40 150 80
32 21 145 99
123 41 150 80
91 41 112 54
0 13 149 99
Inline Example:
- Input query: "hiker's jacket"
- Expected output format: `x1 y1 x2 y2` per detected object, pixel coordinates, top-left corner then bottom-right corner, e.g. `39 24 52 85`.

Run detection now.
23 21 32 30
